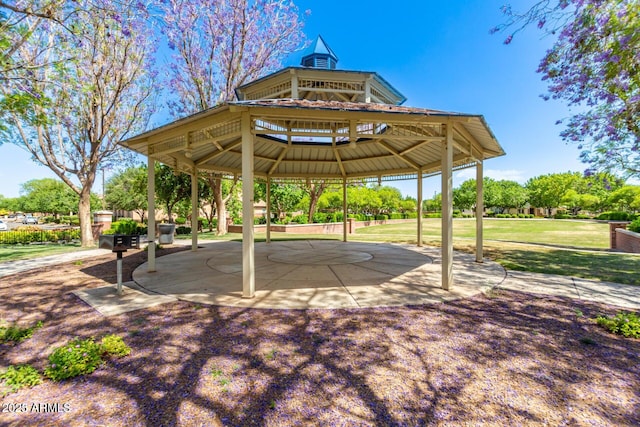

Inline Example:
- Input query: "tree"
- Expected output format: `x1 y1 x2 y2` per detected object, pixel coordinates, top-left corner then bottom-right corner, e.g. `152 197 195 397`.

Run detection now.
607 186 640 212
160 0 306 233
453 179 477 211
19 178 78 216
495 1 639 178
155 164 193 223
254 181 304 220
201 174 240 233
526 172 580 214
300 180 330 223
1 0 157 246
496 180 528 212
105 166 148 222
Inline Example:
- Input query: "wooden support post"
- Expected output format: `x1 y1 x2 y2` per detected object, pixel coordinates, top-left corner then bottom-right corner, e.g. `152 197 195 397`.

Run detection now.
266 177 271 244
441 125 453 291
417 169 423 247
343 178 348 242
191 166 198 251
476 161 484 263
241 112 255 298
147 157 156 272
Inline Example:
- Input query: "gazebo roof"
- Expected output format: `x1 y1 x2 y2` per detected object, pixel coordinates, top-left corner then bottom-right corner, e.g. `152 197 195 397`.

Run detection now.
121 98 504 181
121 40 504 181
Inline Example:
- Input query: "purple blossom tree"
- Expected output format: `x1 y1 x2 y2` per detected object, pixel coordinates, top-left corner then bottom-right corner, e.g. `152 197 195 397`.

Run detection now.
160 0 307 234
1 0 158 246
494 1 639 179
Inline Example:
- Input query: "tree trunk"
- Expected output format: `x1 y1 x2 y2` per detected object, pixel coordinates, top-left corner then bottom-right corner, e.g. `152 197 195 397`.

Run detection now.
78 186 94 247
214 183 227 235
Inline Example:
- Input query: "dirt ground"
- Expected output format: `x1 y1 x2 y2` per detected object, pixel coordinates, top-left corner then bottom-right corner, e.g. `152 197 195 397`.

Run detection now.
1 248 639 426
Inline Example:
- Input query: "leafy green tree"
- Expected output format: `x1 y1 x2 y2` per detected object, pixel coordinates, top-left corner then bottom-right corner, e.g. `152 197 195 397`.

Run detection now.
20 178 78 216
155 165 192 223
526 172 580 215
374 186 403 214
202 174 240 234
105 166 148 222
561 189 600 215
607 186 640 212
453 179 477 211
496 180 528 212
399 197 417 213
423 193 442 212
254 181 304 221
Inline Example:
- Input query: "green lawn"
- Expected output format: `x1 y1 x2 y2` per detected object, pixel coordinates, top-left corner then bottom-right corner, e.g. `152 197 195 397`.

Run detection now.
354 218 610 249
352 219 636 285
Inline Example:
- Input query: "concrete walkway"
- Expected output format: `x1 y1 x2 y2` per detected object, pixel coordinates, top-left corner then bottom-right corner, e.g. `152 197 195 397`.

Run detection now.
0 248 110 278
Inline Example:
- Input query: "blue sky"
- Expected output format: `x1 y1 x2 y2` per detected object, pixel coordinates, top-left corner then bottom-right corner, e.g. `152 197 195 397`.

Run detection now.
0 0 586 199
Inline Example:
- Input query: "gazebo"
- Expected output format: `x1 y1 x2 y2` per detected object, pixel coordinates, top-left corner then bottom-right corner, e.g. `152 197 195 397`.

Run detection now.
120 36 505 299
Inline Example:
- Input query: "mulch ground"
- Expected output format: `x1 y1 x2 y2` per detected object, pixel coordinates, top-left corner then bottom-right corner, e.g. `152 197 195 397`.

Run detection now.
1 248 639 426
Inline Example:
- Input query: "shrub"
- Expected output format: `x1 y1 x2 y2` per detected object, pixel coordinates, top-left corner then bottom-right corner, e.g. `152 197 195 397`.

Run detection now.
174 217 187 225
575 214 592 219
111 219 140 235
254 216 267 225
0 365 42 395
389 213 403 220
44 337 103 381
553 213 572 219
597 211 632 221
100 334 131 357
291 214 308 224
0 320 43 343
596 312 640 338
424 213 441 218
628 219 640 233
374 214 388 221
312 212 327 223
175 226 192 235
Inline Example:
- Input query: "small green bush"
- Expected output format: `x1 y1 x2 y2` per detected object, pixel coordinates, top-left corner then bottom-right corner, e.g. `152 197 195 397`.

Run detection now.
174 217 187 225
44 337 103 381
100 334 131 357
553 213 572 219
111 219 140 235
597 211 632 221
0 365 42 395
0 320 43 343
175 226 192 235
628 219 640 233
596 311 640 338
374 214 388 221
291 214 308 224
312 212 327 223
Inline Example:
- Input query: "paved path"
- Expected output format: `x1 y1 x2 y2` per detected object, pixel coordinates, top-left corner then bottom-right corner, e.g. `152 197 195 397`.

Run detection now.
0 248 111 278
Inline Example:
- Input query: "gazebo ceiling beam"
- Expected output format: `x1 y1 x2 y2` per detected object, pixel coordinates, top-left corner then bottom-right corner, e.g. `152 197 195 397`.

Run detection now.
268 146 290 175
399 139 443 156
376 140 420 170
422 153 470 172
453 123 488 159
195 139 242 165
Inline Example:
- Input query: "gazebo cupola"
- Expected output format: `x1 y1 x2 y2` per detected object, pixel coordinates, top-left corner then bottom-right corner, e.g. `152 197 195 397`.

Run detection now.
301 35 338 69
235 36 407 105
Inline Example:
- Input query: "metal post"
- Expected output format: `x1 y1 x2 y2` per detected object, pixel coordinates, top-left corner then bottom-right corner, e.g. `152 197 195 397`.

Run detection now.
417 169 423 247
116 251 123 295
342 178 348 242
266 177 271 244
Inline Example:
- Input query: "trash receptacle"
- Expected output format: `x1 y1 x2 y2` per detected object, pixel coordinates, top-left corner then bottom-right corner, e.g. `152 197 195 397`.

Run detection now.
158 223 176 244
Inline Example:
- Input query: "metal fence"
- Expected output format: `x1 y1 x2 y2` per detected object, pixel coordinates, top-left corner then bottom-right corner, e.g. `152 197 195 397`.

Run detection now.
0 228 81 245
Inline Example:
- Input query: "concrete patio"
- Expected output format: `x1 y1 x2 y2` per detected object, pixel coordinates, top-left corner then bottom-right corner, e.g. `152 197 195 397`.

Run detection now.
129 240 506 309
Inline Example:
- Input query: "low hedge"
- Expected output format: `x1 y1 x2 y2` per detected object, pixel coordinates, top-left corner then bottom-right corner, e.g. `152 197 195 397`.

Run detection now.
0 229 81 245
